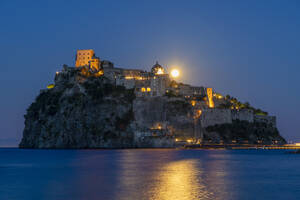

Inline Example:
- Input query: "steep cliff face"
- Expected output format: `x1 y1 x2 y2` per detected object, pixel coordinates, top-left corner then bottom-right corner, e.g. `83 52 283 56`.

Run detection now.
20 70 137 148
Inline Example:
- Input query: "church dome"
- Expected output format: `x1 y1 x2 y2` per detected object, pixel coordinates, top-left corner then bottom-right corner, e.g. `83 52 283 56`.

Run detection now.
151 61 165 75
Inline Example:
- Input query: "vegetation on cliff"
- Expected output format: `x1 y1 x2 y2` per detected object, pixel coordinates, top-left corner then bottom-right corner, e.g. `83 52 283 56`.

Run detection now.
205 120 286 144
218 95 268 116
20 72 136 149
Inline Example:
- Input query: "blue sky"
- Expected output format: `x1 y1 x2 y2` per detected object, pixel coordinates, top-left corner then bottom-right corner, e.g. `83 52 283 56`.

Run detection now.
0 0 300 146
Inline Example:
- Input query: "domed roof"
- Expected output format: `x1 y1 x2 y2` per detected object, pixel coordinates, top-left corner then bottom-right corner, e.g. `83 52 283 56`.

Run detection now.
151 61 165 75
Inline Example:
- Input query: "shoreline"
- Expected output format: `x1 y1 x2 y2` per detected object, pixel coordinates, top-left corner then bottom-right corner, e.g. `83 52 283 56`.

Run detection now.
2 144 300 150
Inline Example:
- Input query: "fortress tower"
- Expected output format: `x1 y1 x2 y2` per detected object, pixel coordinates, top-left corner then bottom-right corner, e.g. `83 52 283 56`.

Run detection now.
75 49 100 71
207 88 215 108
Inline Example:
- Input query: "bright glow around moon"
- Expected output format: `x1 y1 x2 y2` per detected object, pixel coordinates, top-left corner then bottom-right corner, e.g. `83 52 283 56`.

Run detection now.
171 69 180 78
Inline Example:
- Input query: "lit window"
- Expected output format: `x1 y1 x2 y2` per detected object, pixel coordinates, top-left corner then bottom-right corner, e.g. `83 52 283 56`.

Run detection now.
147 87 151 92
141 87 146 92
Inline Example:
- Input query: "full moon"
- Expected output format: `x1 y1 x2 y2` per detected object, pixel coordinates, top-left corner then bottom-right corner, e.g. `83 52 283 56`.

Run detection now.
171 69 180 78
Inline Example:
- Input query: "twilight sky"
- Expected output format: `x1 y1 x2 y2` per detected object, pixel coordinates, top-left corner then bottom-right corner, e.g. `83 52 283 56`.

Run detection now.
0 0 300 146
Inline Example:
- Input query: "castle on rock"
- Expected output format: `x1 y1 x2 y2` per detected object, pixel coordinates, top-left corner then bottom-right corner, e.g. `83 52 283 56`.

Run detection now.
73 49 215 108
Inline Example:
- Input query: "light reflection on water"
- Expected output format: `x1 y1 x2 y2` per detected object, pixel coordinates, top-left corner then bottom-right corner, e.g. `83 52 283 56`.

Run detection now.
150 159 211 200
115 150 230 200
1 149 300 200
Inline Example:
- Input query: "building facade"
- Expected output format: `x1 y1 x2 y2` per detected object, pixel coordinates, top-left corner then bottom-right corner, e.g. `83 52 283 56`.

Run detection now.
75 49 100 71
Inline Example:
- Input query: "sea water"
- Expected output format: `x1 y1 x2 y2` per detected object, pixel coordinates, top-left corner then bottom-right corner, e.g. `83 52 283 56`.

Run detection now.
0 148 299 200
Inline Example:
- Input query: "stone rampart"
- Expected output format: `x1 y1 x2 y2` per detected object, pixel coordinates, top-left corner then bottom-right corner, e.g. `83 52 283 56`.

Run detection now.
133 97 197 138
231 109 254 123
200 109 232 127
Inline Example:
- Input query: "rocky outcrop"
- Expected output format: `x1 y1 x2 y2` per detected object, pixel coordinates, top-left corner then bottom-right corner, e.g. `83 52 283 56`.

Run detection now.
19 67 180 148
19 66 286 148
204 120 286 144
20 67 137 148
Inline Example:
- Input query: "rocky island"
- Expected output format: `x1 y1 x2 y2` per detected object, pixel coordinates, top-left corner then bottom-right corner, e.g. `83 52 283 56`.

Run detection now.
19 49 286 148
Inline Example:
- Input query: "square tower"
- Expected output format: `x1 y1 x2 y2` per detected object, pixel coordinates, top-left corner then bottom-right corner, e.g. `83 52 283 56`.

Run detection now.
75 49 97 67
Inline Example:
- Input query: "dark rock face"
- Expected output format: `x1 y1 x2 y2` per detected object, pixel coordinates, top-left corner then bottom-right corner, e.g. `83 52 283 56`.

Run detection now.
20 70 136 148
205 120 286 145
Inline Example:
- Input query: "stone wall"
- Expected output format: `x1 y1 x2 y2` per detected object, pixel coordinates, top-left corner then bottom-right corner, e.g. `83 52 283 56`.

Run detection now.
200 109 232 127
200 108 277 128
133 97 198 139
116 78 136 89
231 109 254 123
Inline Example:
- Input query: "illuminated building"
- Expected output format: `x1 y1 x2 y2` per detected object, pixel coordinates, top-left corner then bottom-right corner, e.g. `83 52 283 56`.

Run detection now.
151 61 165 75
73 50 216 108
207 88 214 108
75 49 101 71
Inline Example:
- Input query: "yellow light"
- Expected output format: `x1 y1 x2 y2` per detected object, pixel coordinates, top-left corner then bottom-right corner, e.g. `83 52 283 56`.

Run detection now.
95 70 104 77
194 109 202 119
207 88 214 108
186 139 193 143
147 87 151 92
125 76 134 80
125 76 144 80
190 100 196 106
141 87 146 92
215 94 223 99
156 68 164 75
47 84 55 89
170 69 180 78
